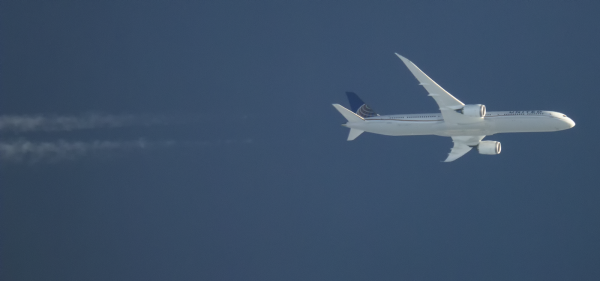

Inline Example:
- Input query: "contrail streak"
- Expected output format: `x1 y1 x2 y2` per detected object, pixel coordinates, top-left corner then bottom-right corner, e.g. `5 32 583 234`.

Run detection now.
0 140 146 163
0 139 254 163
0 113 168 132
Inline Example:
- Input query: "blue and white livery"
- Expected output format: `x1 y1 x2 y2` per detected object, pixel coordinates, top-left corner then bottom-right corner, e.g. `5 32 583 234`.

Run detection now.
333 54 575 162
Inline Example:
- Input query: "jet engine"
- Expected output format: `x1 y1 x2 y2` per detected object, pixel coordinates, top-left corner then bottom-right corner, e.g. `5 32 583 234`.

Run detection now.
459 104 486 118
478 141 501 155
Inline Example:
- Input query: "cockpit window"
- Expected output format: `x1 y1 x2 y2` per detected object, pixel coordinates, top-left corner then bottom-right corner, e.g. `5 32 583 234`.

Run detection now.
563 115 566 117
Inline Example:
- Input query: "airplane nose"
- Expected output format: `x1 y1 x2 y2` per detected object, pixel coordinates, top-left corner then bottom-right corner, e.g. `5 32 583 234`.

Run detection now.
565 117 575 128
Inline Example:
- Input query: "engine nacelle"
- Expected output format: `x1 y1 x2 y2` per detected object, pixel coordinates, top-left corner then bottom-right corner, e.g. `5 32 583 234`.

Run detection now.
460 104 486 118
478 141 501 155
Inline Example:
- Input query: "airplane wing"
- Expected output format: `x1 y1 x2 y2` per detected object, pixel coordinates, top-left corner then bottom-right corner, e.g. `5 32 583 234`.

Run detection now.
444 135 486 162
396 54 472 124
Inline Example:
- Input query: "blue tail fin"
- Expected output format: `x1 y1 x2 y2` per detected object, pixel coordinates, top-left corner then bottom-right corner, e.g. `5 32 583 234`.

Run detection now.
346 92 379 118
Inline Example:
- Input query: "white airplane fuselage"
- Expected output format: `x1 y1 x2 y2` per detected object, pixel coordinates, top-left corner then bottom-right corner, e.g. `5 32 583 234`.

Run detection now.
345 110 575 137
334 54 575 161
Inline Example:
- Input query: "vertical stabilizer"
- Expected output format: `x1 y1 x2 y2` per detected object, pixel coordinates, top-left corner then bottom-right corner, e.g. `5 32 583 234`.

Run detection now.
346 92 379 118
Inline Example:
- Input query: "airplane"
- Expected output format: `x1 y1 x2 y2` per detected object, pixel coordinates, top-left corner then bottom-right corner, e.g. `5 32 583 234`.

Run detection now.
332 54 575 162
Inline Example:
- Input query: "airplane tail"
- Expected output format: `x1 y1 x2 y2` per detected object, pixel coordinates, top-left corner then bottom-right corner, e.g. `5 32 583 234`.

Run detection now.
346 92 379 118
332 104 365 141
332 104 364 122
346 128 364 141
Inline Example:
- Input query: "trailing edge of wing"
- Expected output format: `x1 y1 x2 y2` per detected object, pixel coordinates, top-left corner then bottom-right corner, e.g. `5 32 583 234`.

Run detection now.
444 135 486 162
395 54 471 125
444 143 472 162
395 54 464 110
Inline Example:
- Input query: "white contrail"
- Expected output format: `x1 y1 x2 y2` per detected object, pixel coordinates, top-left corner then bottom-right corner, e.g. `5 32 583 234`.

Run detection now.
0 139 254 163
0 140 143 163
0 113 254 163
0 113 168 132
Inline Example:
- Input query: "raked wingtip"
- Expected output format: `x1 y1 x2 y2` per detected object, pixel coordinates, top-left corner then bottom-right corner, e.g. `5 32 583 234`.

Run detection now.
395 53 408 61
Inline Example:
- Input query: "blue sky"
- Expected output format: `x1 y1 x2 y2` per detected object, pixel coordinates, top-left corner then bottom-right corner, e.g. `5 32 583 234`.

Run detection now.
1 1 599 280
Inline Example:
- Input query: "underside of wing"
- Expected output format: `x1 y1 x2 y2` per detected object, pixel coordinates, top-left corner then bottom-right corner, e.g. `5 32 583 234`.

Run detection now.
445 143 472 162
444 135 486 162
396 54 481 124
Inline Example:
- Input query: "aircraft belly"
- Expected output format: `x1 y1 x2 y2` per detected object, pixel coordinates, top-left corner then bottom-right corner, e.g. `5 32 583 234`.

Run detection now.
438 122 491 136
349 121 444 136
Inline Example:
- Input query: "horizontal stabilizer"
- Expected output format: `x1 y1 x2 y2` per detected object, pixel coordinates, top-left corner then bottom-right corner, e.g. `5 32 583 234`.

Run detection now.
332 104 364 122
347 128 364 141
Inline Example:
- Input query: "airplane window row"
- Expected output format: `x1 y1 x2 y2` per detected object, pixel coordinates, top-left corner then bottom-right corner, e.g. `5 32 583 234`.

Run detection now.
389 116 439 119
